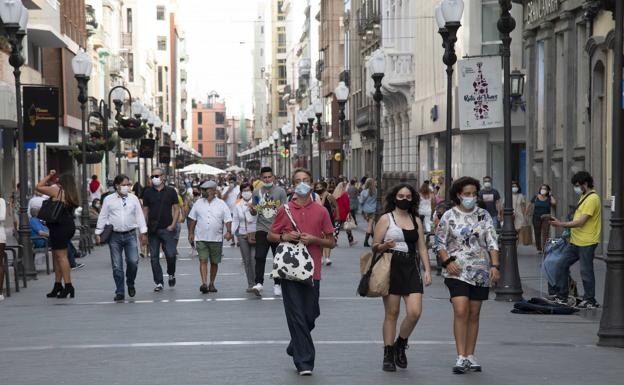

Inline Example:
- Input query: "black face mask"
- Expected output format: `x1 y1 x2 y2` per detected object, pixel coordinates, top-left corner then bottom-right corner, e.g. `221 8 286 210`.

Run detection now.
396 199 413 211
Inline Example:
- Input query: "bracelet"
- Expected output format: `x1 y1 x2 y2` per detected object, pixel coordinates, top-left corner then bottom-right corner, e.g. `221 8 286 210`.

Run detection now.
491 264 500 270
441 256 456 267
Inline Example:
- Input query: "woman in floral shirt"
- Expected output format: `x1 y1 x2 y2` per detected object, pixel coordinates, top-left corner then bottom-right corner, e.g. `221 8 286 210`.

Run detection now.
435 176 500 375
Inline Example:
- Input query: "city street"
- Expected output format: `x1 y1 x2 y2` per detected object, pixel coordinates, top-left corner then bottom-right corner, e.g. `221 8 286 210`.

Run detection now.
1 225 622 385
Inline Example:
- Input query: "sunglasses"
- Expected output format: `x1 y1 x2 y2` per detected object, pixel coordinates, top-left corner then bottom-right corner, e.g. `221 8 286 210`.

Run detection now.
150 175 161 179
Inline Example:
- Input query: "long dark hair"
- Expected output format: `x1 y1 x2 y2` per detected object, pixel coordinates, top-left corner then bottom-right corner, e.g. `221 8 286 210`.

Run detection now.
449 176 481 205
384 183 419 217
58 173 80 207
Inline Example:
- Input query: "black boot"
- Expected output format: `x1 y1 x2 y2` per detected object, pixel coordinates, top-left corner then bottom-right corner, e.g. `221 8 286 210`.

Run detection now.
394 336 408 369
383 345 396 372
57 283 75 298
364 233 371 248
46 282 63 298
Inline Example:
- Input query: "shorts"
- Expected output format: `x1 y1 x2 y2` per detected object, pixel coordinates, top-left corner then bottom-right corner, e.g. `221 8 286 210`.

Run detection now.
444 278 489 301
362 212 375 221
196 241 223 264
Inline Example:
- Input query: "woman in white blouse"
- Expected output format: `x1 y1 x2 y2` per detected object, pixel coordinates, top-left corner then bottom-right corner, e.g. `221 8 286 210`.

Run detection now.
0 193 6 301
232 182 257 292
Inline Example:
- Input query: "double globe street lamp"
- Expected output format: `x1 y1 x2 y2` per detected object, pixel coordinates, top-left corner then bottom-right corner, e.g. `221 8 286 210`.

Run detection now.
313 99 323 179
306 106 316 178
368 49 385 221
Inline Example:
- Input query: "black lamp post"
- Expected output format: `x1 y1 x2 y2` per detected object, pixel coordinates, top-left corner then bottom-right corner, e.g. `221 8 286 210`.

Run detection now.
314 100 323 179
335 81 349 176
282 125 293 178
306 107 316 179
369 49 385 221
109 86 132 179
273 130 280 173
435 0 463 202
598 0 624 348
72 50 93 242
0 1 34 276
493 0 523 302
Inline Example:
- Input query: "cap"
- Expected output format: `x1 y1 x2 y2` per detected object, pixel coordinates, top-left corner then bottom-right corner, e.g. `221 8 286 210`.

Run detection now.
200 180 217 189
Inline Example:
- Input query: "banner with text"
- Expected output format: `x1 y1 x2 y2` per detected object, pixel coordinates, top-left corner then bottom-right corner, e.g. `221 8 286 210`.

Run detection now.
23 85 59 142
458 56 503 131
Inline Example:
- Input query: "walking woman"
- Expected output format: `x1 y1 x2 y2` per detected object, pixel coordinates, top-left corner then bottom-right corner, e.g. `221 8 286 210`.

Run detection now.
372 183 432 372
526 184 556 251
37 170 80 298
360 178 377 247
0 192 7 301
315 181 339 266
418 182 435 233
333 181 357 246
435 176 500 374
232 182 257 292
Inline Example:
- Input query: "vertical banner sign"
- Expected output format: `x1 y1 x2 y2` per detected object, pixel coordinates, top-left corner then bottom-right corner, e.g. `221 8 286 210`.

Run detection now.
458 56 503 130
23 86 60 142
139 139 156 158
159 146 171 164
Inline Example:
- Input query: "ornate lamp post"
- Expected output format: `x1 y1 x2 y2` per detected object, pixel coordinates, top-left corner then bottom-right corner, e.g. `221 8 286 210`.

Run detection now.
493 0 523 302
435 0 463 201
335 81 349 176
598 0 624 348
0 1 34 275
368 49 385 221
281 123 293 178
306 106 316 178
131 100 144 184
313 99 323 179
72 50 93 242
273 130 280 173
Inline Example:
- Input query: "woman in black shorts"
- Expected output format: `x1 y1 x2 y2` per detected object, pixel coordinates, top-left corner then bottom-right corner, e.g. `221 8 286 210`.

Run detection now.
36 170 80 299
372 184 432 372
435 177 500 374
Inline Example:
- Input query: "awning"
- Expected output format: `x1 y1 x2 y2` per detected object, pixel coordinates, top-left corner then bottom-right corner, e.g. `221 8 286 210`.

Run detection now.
27 24 67 48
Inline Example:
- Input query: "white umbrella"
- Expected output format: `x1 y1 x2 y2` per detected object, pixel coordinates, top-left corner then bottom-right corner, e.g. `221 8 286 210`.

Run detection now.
225 165 245 173
180 163 226 175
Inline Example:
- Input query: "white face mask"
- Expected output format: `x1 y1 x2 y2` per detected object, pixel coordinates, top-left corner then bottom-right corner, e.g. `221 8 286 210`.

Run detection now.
241 191 252 201
151 177 162 187
512 187 519 193
540 189 548 196
119 185 130 195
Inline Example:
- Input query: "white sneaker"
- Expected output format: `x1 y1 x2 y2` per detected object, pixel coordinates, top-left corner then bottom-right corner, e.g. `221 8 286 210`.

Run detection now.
154 283 164 292
252 283 263 297
273 284 282 297
453 356 469 374
325 257 332 266
298 370 312 376
0 294 4 301
467 355 482 372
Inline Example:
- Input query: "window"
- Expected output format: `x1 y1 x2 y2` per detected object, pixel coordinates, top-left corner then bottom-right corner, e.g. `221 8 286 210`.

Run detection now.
156 5 165 20
126 8 132 33
216 127 226 140
216 143 226 157
278 65 287 79
157 36 167 51
127 52 134 82
158 66 163 92
197 112 203 124
198 143 203 155
198 127 203 140
215 112 225 124
481 1 501 55
278 33 286 46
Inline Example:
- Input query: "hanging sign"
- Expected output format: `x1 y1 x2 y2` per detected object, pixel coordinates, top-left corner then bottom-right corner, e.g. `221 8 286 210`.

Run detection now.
458 56 503 131
23 85 59 142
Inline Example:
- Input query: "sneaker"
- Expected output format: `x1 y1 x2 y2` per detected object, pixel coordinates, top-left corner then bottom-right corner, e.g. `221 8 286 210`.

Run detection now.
298 370 313 376
160 252 165 259
452 357 469 374
325 257 332 266
577 299 600 309
114 293 125 302
71 263 85 270
467 355 482 372
128 287 136 297
168 275 176 287
252 283 263 296
0 294 4 301
273 284 282 297
154 283 164 292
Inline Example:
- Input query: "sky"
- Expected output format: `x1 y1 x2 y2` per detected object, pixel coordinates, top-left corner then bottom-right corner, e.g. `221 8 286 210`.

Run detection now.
179 0 260 118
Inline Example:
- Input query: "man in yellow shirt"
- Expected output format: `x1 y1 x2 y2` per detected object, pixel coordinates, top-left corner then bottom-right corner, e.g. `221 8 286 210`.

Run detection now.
550 171 601 309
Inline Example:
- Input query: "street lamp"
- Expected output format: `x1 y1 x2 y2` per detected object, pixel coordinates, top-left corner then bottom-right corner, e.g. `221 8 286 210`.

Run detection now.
273 130 280 173
335 81 349 176
306 106 316 178
0 0 35 275
313 99 323 179
599 0 624 348
281 123 293 178
369 49 385 221
72 49 93 247
493 0 523 302
435 0 463 202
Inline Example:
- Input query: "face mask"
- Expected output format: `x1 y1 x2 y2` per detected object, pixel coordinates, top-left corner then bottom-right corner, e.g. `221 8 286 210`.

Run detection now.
151 177 162 187
295 182 312 197
201 190 210 198
264 182 273 188
315 189 325 195
94 203 101 209
461 196 477 210
574 186 583 195
512 187 519 193
396 199 413 211
119 185 130 195
242 191 252 201
483 182 492 189
540 189 548 196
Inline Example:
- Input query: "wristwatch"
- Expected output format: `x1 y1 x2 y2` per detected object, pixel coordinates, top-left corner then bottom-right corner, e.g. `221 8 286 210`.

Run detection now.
441 256 456 267
491 264 500 270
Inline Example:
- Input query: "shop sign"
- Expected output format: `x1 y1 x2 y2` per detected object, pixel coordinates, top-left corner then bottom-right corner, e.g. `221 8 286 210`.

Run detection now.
458 56 503 131
525 0 559 24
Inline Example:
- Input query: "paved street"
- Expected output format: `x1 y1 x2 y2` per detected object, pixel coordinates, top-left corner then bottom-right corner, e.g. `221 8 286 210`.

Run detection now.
1 224 623 385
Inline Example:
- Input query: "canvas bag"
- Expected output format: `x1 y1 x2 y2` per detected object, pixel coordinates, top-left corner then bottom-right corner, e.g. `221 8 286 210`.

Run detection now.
358 250 392 297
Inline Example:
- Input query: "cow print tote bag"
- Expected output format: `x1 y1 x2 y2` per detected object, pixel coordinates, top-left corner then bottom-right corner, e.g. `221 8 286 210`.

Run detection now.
270 204 315 286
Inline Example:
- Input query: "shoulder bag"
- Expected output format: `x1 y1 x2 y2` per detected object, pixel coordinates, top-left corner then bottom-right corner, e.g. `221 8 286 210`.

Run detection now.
270 204 315 286
244 207 256 245
357 249 392 297
38 188 64 224
342 213 357 231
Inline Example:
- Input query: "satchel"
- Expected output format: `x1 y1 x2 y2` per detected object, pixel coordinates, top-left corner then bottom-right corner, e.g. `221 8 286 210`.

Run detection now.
270 204 315 286
244 212 256 245
342 214 357 231
38 189 64 224
357 250 392 297
99 224 114 244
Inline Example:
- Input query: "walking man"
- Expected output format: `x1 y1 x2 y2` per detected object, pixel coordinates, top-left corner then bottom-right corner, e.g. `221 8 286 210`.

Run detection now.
268 168 336 375
221 174 240 247
95 175 147 301
142 168 180 292
188 181 233 293
478 176 502 229
249 166 288 296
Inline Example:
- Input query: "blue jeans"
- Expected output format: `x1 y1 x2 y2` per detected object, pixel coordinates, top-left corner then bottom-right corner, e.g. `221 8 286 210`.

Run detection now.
67 242 78 268
149 228 177 285
109 232 139 295
555 243 597 300
282 279 320 372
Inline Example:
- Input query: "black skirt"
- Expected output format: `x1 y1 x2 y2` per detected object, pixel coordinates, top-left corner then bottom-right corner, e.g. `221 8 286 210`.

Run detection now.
389 250 423 295
48 206 76 250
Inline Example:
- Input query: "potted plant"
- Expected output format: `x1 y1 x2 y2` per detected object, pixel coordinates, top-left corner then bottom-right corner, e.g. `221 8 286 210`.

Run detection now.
116 116 146 139
71 147 104 164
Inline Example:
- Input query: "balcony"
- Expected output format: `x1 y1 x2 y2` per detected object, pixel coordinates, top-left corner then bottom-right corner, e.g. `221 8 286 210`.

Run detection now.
356 104 377 138
121 32 133 49
108 54 126 77
381 51 414 100
181 90 188 101
357 0 380 36
26 0 65 48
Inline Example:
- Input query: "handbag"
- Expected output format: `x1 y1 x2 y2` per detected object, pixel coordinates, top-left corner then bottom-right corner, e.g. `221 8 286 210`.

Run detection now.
99 224 114 244
243 210 256 245
270 204 315 286
37 189 64 224
342 214 357 231
357 250 392 297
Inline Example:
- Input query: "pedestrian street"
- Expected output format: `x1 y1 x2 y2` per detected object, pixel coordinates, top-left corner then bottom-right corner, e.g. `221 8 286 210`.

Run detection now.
0 226 622 385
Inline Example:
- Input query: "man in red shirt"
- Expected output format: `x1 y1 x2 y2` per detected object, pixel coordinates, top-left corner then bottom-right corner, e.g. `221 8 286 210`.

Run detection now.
268 168 336 376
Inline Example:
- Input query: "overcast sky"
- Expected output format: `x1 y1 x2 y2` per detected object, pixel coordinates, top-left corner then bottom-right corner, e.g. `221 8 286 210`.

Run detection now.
179 0 259 118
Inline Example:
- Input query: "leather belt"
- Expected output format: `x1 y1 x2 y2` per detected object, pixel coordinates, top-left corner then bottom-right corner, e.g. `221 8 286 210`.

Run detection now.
113 229 135 235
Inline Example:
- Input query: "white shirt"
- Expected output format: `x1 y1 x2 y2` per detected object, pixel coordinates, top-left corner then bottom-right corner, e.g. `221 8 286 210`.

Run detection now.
27 195 49 218
221 184 240 211
95 192 148 234
232 200 257 235
188 197 232 241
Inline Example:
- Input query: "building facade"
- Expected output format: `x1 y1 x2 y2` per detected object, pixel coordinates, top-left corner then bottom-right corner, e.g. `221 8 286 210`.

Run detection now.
191 95 227 169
